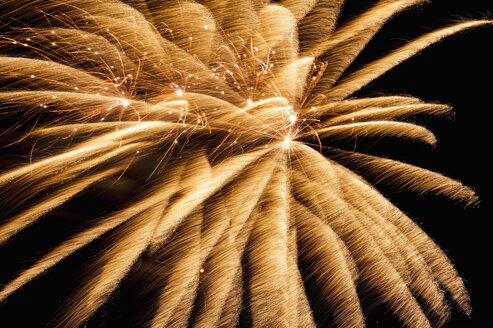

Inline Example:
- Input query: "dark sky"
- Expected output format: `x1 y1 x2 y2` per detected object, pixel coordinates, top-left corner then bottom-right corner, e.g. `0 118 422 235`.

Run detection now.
348 1 492 327
0 1 492 327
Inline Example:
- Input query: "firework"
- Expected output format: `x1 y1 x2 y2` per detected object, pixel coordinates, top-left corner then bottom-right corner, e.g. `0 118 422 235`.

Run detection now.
0 1 489 327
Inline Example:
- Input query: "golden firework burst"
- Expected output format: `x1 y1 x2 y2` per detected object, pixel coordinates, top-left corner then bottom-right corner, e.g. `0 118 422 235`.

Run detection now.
0 1 489 327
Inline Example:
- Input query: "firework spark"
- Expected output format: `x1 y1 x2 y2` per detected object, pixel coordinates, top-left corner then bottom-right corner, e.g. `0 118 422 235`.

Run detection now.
0 0 489 327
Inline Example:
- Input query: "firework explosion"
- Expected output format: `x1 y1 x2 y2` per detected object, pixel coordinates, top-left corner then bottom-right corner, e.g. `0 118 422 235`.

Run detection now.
0 0 489 327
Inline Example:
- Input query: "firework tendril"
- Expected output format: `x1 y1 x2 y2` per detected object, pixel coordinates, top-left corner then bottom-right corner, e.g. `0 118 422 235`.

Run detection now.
0 1 489 327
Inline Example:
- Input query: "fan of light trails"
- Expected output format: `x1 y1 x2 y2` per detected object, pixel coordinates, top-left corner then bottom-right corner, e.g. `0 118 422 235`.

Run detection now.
0 1 488 327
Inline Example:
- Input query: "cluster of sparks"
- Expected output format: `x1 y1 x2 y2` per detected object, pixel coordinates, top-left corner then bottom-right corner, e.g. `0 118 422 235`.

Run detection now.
0 0 490 327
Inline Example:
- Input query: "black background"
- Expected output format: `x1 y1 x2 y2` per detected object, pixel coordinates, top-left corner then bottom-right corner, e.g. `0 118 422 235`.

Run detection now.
1 1 492 327
345 1 493 327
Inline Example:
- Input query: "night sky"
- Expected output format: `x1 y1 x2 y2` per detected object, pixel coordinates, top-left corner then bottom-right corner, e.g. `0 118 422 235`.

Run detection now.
349 1 492 327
